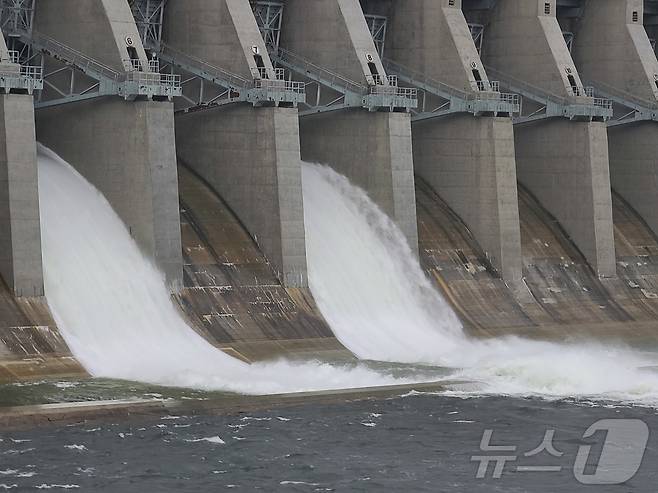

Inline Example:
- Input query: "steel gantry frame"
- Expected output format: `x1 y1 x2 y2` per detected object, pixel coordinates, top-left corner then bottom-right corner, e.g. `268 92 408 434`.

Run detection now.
355 8 518 121
0 0 33 36
0 0 40 94
129 0 166 52
247 2 416 115
365 14 387 58
25 31 180 108
271 46 417 115
486 66 612 123
584 81 658 127
0 0 180 107
251 1 284 52
129 0 303 113
382 58 520 121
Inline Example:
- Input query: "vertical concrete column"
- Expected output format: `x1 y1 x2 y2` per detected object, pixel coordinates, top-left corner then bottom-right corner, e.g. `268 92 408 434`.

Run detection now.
34 0 183 290
379 0 522 281
413 115 522 281
572 0 658 242
514 119 615 276
164 0 307 286
483 0 616 277
0 95 43 297
281 0 419 251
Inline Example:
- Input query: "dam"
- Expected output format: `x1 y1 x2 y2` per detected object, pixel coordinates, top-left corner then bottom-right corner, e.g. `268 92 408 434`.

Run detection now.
1 0 658 392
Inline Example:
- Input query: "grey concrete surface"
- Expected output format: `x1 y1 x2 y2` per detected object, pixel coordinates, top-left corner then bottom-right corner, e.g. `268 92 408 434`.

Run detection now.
572 0 658 243
608 122 658 243
0 95 43 297
413 115 522 281
481 0 616 277
514 119 616 278
175 105 307 287
572 0 658 101
299 110 418 253
35 98 183 290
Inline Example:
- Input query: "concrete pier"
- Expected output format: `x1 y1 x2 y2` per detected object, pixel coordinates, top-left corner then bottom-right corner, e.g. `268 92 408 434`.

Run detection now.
371 0 522 282
482 0 617 278
571 0 658 243
33 0 183 290
0 93 42 297
280 0 419 252
165 0 307 287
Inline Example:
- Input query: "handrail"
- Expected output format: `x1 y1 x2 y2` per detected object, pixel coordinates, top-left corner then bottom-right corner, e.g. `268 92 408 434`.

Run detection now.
584 79 658 110
383 57 472 100
159 42 251 89
273 46 368 95
384 57 518 109
25 31 122 82
484 65 571 106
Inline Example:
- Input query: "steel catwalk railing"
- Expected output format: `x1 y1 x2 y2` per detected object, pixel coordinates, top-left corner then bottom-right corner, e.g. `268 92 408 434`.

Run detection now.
383 57 520 110
486 66 611 111
159 41 251 90
273 46 368 96
585 79 658 111
25 31 122 84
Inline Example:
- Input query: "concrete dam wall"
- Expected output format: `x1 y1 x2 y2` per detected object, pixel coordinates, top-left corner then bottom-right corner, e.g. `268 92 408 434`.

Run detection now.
3 0 658 380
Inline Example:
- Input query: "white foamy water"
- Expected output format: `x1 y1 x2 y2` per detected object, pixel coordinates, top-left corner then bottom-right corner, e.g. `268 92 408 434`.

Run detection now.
37 145 424 394
302 162 658 406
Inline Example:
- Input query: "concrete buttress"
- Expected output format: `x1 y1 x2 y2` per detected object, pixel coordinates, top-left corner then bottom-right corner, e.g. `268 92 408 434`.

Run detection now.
572 0 658 244
483 0 616 278
379 0 523 282
165 0 308 287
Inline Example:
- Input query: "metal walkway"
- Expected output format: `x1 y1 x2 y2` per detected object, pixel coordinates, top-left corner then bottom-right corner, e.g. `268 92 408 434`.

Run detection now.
485 66 613 123
382 58 520 122
271 47 417 115
0 49 41 94
19 31 180 108
583 80 658 127
156 42 305 112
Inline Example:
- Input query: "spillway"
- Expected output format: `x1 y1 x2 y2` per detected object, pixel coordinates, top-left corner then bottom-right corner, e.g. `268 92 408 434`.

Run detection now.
302 162 658 406
36 145 425 395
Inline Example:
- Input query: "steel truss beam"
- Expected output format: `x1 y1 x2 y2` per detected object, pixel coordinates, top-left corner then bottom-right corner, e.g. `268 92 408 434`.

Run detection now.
381 58 520 122
0 0 33 36
18 31 180 108
156 42 304 114
484 66 613 124
583 80 658 127
251 1 283 52
129 0 165 51
365 14 387 58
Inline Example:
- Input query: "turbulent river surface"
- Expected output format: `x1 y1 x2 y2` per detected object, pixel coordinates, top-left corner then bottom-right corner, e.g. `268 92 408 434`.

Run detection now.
2 393 658 492
21 147 658 491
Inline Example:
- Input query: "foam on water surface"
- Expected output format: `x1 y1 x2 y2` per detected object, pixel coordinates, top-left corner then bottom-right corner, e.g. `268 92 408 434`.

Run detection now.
37 145 425 395
301 162 658 406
